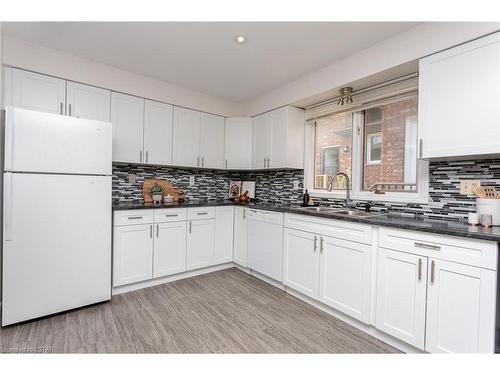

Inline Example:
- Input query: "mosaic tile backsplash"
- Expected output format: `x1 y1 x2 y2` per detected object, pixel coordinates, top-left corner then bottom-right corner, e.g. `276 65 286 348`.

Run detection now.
113 158 500 221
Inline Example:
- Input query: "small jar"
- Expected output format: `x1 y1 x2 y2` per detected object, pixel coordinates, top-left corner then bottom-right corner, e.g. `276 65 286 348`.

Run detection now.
480 214 493 228
468 213 479 226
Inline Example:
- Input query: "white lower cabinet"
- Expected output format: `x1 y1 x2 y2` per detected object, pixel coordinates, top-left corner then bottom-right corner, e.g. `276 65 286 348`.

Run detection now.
233 206 248 267
425 259 496 353
113 224 153 287
153 221 187 278
214 207 234 264
375 248 428 349
319 236 372 324
283 228 319 299
187 219 215 271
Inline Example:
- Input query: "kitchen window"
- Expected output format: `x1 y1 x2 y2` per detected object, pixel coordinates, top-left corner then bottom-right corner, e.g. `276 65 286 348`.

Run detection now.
304 74 428 203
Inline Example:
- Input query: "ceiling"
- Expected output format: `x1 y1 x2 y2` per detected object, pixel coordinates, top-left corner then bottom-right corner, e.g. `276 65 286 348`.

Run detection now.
2 22 420 102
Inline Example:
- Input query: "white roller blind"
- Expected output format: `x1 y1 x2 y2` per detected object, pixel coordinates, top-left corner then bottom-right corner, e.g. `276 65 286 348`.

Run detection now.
305 74 418 121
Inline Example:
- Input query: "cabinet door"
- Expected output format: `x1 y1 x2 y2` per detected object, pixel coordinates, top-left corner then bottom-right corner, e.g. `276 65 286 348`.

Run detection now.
224 117 253 169
252 113 272 168
113 224 153 287
419 32 500 158
426 259 496 353
200 113 225 169
144 100 173 165
270 107 288 168
375 248 428 349
172 107 201 167
110 92 145 163
66 81 111 121
214 207 234 264
283 228 320 299
6 67 66 114
153 221 187 278
233 207 248 267
187 219 215 271
319 236 372 323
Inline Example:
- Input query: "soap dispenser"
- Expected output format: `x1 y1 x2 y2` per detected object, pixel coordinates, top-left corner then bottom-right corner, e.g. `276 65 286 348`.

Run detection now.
302 189 310 207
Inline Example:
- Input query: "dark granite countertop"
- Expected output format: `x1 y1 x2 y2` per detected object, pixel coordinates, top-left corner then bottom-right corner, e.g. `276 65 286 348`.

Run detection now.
112 200 500 242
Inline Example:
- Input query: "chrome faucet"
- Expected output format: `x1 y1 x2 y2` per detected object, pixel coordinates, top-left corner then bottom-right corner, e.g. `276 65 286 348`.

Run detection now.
327 172 355 208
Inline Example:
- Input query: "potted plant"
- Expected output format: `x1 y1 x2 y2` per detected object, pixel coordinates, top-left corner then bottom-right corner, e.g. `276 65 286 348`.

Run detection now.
150 183 165 203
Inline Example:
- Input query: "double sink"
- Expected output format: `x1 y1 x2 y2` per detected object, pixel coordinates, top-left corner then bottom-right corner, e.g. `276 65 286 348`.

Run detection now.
293 206 386 218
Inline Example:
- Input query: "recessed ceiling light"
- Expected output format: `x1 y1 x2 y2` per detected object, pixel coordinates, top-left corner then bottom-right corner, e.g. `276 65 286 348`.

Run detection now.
235 35 246 44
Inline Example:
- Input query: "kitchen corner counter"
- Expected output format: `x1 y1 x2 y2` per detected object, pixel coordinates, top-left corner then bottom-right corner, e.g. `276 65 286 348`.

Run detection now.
112 200 500 242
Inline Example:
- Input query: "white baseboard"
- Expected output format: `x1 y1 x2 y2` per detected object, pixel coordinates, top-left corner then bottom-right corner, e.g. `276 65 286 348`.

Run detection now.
112 262 234 295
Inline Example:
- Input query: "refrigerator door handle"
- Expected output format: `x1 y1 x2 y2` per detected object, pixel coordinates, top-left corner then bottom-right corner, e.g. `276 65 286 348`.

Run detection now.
4 109 14 170
4 173 13 241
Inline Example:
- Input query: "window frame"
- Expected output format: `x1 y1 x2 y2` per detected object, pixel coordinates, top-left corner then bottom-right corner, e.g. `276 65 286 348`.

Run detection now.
365 131 382 165
304 95 429 204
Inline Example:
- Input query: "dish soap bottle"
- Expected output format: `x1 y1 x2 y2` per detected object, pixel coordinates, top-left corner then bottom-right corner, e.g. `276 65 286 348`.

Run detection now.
302 189 310 207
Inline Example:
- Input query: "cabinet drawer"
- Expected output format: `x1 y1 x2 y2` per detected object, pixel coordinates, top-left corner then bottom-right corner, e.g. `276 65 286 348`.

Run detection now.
187 206 216 220
154 208 187 222
114 209 154 226
247 209 284 225
379 227 498 270
284 213 372 244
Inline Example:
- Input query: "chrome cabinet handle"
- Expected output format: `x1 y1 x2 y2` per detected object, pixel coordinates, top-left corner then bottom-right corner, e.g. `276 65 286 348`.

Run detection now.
264 158 267 168
127 216 143 220
189 221 192 233
419 139 423 158
414 242 441 251
150 225 153 238
60 102 64 115
267 158 270 168
320 237 324 253
165 214 178 217
313 236 317 252
197 156 200 167
197 212 208 215
146 151 149 163
225 159 228 169
69 103 72 116
430 260 435 284
140 150 143 163
156 224 159 238
243 209 246 219
201 156 204 167
418 258 422 281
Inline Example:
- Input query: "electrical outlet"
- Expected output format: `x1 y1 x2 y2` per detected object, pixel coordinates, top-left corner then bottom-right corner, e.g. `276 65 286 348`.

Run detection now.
460 180 481 195
128 174 136 184
189 176 195 186
293 181 299 190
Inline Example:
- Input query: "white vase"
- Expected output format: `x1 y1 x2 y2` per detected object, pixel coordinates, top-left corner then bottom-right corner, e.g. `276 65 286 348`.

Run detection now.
152 194 163 203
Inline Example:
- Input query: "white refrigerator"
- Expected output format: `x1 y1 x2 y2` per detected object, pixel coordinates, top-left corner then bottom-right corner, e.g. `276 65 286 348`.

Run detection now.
2 107 112 326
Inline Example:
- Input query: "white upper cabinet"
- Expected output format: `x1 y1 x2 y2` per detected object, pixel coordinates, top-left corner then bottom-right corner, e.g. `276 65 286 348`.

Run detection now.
172 107 201 167
252 106 305 169
144 100 173 166
66 81 111 122
200 113 225 169
425 259 496 353
225 117 253 169
111 92 145 163
4 67 66 115
252 112 272 169
419 32 500 159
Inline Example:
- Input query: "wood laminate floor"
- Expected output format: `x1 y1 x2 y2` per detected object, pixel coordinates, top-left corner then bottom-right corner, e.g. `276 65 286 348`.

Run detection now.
0 268 399 353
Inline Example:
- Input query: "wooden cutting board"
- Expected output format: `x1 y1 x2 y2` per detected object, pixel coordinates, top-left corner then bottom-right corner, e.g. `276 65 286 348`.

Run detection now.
142 179 185 203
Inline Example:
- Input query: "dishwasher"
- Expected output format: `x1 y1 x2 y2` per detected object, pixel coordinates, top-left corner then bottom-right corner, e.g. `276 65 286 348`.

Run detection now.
247 209 284 282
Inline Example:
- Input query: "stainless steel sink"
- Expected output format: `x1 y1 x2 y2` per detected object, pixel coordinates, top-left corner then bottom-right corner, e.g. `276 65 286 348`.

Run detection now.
294 206 344 213
334 209 385 217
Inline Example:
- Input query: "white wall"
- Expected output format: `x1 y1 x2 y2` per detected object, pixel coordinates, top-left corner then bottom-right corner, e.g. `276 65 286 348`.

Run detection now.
243 22 500 116
2 35 244 117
